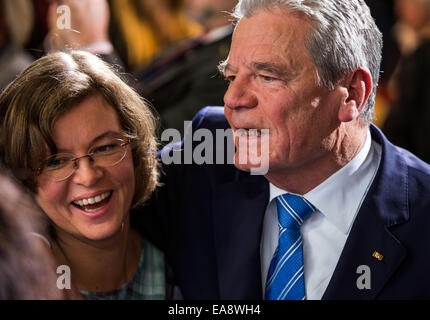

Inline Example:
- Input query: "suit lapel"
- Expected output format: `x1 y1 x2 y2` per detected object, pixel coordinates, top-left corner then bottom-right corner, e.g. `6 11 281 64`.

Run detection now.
322 204 407 299
323 125 409 299
212 173 269 299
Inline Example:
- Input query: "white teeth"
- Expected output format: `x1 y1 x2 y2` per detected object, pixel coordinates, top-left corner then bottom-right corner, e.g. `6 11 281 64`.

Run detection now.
241 129 262 137
73 191 111 207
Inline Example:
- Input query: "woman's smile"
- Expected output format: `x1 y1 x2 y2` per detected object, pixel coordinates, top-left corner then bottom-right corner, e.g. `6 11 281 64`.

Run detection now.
71 190 113 217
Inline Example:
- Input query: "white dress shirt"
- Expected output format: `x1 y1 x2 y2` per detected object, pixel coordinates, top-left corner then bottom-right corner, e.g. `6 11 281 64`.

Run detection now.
260 129 382 299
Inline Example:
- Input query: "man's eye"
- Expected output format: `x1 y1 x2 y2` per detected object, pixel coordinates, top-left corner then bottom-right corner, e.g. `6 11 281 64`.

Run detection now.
259 75 277 82
224 75 236 83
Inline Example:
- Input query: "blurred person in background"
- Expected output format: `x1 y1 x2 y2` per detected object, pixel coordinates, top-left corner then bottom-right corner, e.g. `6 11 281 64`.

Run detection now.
0 169 66 299
392 0 430 55
135 0 237 136
185 0 236 31
109 0 202 73
24 0 50 60
383 0 430 163
44 0 125 70
0 0 34 91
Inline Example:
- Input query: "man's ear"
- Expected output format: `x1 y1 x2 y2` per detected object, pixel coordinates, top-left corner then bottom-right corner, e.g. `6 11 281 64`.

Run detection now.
338 68 372 123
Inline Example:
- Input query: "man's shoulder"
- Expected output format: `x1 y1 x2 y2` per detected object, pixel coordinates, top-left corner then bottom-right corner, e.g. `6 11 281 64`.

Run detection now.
191 106 229 131
397 147 430 177
372 124 430 175
371 125 430 206
398 148 430 203
381 132 430 209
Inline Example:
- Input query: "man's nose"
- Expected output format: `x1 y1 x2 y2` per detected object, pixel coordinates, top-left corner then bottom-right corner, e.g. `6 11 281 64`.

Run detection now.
224 76 257 110
71 157 103 187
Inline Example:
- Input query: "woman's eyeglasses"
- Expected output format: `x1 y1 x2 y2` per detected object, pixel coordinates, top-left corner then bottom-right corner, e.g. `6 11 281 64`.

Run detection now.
38 138 131 182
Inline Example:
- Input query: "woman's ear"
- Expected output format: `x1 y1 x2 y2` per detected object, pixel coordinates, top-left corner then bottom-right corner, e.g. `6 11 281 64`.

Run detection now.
338 68 372 123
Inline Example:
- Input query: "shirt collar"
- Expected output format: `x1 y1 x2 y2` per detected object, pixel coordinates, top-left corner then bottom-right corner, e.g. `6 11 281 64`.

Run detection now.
269 129 376 234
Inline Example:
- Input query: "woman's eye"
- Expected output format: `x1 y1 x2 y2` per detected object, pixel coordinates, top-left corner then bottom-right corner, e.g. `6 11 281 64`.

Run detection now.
93 143 119 154
95 144 113 153
45 157 68 169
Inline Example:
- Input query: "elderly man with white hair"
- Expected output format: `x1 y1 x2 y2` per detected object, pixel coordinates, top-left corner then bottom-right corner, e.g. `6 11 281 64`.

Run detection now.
135 0 430 300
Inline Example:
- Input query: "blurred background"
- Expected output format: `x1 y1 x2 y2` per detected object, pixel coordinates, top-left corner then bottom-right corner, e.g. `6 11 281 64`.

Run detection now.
0 0 429 162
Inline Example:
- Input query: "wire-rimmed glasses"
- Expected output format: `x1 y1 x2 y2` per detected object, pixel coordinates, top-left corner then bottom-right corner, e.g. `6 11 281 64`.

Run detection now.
37 137 131 182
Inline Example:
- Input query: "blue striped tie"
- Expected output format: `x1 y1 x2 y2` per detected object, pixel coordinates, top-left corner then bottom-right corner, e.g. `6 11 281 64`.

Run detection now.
265 194 316 300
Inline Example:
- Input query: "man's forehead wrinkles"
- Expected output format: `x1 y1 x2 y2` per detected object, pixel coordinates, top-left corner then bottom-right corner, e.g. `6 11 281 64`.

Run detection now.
223 56 299 80
230 38 304 70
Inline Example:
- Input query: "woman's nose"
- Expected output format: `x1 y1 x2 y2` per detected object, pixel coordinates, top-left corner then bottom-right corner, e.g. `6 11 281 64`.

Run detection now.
70 156 103 187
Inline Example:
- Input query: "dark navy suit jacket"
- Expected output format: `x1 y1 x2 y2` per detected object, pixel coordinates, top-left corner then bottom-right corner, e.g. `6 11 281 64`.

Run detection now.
132 106 430 300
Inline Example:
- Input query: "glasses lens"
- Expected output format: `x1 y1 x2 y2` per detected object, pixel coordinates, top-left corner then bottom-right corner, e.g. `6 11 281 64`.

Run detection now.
91 139 129 167
42 153 75 181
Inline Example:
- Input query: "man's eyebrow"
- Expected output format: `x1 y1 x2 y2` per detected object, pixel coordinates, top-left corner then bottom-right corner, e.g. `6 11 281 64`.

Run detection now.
251 62 288 77
218 60 295 81
217 60 236 76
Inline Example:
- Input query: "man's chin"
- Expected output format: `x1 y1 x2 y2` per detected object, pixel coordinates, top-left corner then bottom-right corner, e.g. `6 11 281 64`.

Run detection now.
233 162 251 173
233 158 269 176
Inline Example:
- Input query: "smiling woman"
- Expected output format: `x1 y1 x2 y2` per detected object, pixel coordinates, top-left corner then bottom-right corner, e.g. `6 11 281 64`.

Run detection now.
0 51 167 299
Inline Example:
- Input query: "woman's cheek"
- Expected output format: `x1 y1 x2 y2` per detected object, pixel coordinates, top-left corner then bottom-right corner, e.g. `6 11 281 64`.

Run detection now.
35 179 69 222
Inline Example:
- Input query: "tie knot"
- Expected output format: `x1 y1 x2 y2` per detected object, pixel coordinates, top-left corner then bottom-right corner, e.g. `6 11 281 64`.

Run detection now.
275 194 316 229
